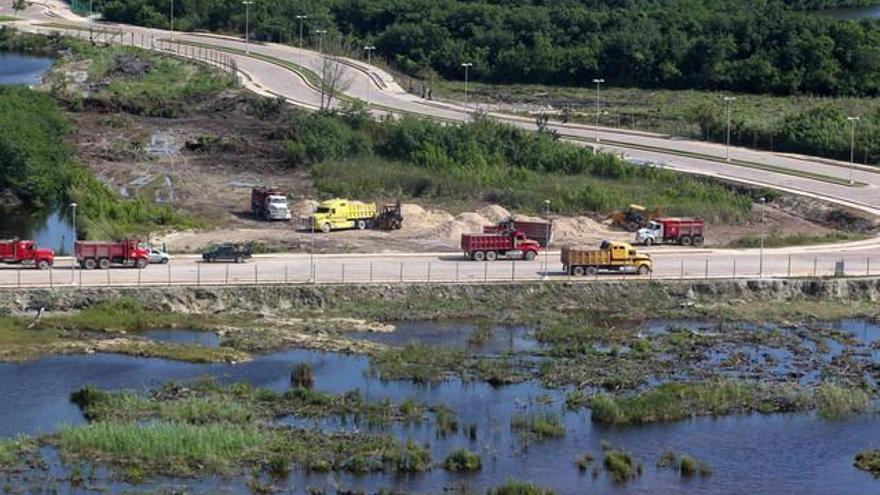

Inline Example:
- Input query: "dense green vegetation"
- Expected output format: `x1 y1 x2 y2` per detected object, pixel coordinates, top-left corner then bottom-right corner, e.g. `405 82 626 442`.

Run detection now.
854 449 880 476
290 104 753 219
90 0 880 96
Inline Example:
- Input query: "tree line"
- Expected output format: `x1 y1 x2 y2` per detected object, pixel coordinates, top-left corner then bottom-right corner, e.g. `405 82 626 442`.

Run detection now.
88 0 880 96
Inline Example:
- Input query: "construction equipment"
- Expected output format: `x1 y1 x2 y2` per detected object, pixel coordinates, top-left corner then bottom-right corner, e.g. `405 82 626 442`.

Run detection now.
374 202 404 230
461 230 542 261
561 241 653 276
483 219 552 247
308 199 404 232
76 240 149 269
636 218 705 246
0 239 55 269
608 204 660 232
251 187 292 221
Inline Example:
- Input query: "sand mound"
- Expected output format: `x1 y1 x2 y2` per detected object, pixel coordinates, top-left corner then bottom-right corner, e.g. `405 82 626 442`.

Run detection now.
512 213 546 223
478 204 511 223
552 216 616 243
400 204 455 233
424 212 492 243
292 199 318 218
401 203 425 218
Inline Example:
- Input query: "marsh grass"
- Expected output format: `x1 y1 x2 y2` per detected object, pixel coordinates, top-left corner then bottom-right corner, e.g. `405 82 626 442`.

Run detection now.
510 412 565 441
291 363 315 389
371 343 467 383
0 436 36 469
815 383 872 419
854 450 880 476
487 480 556 495
657 450 712 477
443 448 482 472
603 449 642 484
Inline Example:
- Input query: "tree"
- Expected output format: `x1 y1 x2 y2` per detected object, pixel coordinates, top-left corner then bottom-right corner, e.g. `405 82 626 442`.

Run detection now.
319 56 351 110
11 0 30 16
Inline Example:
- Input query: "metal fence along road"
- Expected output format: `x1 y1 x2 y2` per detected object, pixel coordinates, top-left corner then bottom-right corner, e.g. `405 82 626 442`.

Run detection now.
0 252 877 288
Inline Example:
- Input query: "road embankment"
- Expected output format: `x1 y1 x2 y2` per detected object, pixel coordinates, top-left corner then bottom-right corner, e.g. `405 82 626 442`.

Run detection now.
3 278 879 317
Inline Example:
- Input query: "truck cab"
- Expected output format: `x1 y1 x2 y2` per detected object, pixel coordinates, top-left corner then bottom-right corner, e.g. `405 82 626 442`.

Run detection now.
636 221 663 246
310 199 377 233
0 239 55 269
264 195 292 220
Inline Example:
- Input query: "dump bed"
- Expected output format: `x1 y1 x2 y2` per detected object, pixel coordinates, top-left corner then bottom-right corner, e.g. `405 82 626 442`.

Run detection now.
483 220 552 247
75 240 140 259
461 234 517 252
560 246 613 266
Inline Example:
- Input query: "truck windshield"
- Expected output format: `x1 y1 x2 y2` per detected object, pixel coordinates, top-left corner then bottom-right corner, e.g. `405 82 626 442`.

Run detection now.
649 222 661 229
315 207 330 214
269 197 287 204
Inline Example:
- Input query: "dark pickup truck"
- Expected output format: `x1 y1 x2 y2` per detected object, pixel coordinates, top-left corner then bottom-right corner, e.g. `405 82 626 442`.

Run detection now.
202 244 253 263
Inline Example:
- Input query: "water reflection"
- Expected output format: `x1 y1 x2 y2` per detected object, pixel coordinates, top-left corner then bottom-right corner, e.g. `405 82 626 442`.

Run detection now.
0 206 75 255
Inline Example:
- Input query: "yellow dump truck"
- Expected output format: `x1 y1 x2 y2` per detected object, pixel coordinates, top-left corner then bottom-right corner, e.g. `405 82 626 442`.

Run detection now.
561 241 653 276
309 198 394 233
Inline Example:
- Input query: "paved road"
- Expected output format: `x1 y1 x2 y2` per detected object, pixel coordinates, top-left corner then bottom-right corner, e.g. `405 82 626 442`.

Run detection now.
2 0 879 289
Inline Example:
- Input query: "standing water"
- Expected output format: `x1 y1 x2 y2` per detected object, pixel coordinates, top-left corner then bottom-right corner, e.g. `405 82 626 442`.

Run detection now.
0 53 54 86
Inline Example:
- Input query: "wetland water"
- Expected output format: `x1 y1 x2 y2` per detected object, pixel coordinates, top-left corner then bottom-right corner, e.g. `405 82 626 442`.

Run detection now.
1 319 879 494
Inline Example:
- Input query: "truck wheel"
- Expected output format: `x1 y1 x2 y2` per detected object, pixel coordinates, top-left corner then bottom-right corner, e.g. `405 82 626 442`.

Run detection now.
98 258 111 270
681 236 693 247
586 266 599 276
524 251 536 261
236 256 243 263
485 251 498 261
693 236 704 246
638 265 651 276
472 251 486 262
357 219 367 230
135 259 148 269
572 266 586 276
36 260 49 270
321 223 331 233
84 258 97 270
643 238 654 247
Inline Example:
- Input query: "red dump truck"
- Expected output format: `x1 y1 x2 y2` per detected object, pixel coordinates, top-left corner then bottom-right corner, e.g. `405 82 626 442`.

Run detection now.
0 239 55 269
251 187 291 221
483 218 553 247
461 230 542 261
75 240 150 269
635 217 705 246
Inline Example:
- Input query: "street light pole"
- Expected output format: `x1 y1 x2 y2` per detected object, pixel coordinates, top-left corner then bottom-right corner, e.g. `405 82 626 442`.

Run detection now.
724 96 736 162
592 78 604 142
295 15 307 47
310 210 316 283
315 29 327 108
242 1 254 54
364 45 376 107
543 200 550 279
848 116 860 186
169 0 174 41
89 0 93 42
461 62 473 110
759 197 766 278
70 202 77 281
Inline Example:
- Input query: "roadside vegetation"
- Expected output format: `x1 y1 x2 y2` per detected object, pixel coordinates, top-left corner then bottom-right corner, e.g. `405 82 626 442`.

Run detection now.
293 104 753 220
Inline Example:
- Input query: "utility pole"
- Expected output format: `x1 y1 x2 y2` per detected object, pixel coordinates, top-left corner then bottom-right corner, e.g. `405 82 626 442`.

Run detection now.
543 200 551 279
364 45 376 107
295 15 307 47
461 62 473 110
848 116 860 185
759 197 766 278
724 96 736 162
592 78 604 142
242 1 254 54
70 202 77 281
169 0 174 40
315 29 327 109
89 0 93 42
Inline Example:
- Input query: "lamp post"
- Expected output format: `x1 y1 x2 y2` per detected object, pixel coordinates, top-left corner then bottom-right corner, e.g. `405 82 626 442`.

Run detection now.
242 1 254 54
315 29 327 108
70 202 77 280
169 0 174 40
295 15 307 47
847 116 860 186
88 0 93 42
461 62 473 110
364 45 376 107
543 200 551 279
724 96 736 162
759 197 766 278
592 78 604 142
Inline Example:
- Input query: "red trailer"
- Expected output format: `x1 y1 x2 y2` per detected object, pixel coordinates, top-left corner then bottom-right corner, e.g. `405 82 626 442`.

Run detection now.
75 240 150 269
483 218 553 247
461 231 542 261
635 217 705 246
0 239 55 269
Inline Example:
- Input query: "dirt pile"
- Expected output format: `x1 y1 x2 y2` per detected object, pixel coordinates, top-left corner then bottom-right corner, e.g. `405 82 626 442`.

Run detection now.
292 199 318 219
552 216 621 245
478 205 511 222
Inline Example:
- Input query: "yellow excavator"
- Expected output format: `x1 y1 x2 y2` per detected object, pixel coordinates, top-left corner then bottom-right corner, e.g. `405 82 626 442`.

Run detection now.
608 204 661 232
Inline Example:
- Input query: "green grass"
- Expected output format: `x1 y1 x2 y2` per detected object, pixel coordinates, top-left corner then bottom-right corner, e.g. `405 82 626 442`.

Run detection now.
487 480 556 495
371 343 467 383
444 448 483 472
0 15 20 22
727 232 869 248
510 412 565 441
854 450 880 476
0 436 36 468
657 450 712 477
588 380 872 425
603 449 642 484
59 421 267 474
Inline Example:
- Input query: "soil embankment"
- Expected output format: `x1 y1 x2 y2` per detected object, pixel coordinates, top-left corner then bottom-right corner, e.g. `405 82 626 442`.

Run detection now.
3 277 879 317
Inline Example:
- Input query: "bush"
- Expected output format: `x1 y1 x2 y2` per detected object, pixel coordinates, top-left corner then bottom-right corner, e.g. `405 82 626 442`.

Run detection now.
443 448 482 471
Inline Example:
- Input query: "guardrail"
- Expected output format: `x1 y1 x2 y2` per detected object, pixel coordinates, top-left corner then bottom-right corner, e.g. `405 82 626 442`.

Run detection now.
0 254 876 288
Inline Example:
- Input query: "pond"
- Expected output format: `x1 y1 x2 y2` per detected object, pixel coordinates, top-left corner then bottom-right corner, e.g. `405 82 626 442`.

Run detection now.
1 319 879 494
0 206 76 255
0 52 53 86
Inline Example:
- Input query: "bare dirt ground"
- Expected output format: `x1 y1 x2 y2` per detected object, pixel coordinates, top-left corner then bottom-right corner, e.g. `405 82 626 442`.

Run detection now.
64 91 869 253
